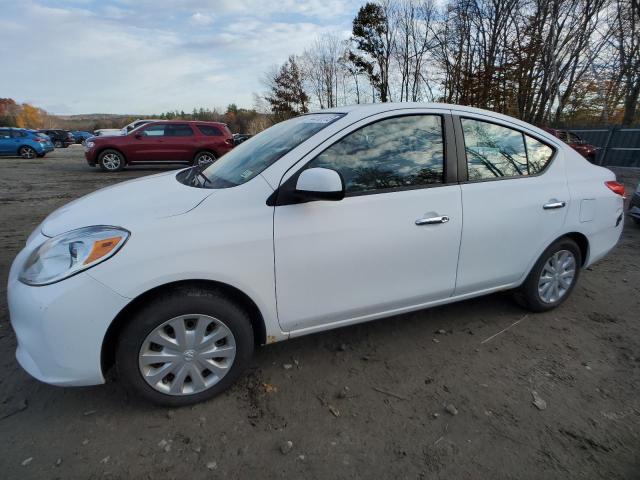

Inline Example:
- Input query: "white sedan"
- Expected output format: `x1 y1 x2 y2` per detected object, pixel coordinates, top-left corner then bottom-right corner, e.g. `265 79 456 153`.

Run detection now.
7 103 624 405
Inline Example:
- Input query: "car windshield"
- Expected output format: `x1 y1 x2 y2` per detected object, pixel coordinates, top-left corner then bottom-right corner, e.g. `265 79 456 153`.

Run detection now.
196 113 344 189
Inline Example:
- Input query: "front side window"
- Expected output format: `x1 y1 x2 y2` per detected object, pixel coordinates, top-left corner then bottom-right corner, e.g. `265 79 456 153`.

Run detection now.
0 129 10 139
142 125 165 137
308 115 444 194
461 118 554 180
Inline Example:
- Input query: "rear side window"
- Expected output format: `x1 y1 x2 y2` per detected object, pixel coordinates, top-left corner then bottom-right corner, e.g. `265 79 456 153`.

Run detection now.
0 129 10 138
197 124 222 136
166 124 194 136
308 115 445 195
461 118 554 180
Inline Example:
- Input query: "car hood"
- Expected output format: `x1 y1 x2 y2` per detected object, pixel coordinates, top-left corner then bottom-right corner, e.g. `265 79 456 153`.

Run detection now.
41 170 213 237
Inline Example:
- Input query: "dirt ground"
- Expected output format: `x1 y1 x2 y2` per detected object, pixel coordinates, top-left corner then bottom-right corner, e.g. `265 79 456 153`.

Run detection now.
0 146 639 479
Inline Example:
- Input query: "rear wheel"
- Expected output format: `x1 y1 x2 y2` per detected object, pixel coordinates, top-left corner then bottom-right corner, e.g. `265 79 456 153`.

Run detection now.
115 287 254 406
516 237 581 312
99 149 125 172
19 146 37 159
193 151 216 168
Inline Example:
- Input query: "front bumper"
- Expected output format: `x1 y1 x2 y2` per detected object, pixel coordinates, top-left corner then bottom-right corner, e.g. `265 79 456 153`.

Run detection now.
7 235 130 386
84 149 97 166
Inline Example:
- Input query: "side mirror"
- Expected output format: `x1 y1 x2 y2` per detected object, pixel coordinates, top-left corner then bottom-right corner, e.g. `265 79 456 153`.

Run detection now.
296 167 345 201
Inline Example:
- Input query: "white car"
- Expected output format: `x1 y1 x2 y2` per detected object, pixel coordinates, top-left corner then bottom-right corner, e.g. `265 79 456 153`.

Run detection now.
7 103 624 405
94 120 156 137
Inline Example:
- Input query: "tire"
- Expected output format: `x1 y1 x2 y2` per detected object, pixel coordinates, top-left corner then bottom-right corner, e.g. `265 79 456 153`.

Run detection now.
516 237 582 312
633 217 640 227
18 146 37 159
54 140 63 148
193 151 217 168
99 149 125 172
115 287 254 406
37 153 45 158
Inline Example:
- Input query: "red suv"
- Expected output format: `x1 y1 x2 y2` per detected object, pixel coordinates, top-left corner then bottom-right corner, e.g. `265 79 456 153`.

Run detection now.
542 128 597 163
85 121 234 171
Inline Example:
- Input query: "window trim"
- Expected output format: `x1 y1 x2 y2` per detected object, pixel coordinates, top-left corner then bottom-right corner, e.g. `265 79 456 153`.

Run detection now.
454 114 557 184
269 112 456 206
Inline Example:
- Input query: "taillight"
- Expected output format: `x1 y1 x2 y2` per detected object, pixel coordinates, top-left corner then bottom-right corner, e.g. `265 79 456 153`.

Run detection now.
605 181 626 198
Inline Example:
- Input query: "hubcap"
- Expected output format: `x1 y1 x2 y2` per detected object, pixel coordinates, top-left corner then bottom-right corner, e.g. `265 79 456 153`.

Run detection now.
537 249 576 304
197 154 215 166
138 314 236 396
20 147 35 159
102 153 121 170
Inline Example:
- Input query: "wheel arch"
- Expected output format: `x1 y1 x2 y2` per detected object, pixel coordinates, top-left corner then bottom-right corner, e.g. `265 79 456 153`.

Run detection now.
16 144 35 155
100 279 266 375
562 231 589 267
193 149 218 159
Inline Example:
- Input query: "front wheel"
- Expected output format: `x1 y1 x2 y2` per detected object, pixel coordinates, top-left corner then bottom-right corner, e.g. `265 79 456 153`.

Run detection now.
115 287 254 406
516 237 581 312
99 149 125 172
19 146 37 159
193 151 217 168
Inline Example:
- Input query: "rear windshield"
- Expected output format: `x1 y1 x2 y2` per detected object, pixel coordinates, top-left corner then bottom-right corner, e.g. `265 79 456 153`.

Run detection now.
194 113 343 188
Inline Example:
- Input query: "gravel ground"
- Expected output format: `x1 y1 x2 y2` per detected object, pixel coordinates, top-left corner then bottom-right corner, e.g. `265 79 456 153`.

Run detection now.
1 146 639 479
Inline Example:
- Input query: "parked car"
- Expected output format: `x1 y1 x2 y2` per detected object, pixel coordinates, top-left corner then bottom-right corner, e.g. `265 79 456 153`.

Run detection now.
93 120 156 138
122 119 156 134
0 127 54 158
72 131 94 144
629 181 640 225
84 120 234 171
94 128 122 137
8 103 624 406
233 133 252 145
38 129 75 148
543 128 597 163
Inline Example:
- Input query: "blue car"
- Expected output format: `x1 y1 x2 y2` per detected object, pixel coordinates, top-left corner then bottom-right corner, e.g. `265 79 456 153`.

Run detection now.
0 127 54 158
72 130 94 144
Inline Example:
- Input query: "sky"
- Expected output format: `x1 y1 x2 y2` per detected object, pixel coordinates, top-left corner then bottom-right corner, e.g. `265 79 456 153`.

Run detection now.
0 0 361 115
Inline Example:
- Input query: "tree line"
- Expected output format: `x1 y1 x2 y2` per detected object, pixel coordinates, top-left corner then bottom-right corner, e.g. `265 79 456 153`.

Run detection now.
0 99 271 134
263 0 640 126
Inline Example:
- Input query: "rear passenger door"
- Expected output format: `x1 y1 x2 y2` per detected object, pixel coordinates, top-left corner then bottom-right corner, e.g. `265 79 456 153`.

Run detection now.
453 113 569 295
163 124 195 162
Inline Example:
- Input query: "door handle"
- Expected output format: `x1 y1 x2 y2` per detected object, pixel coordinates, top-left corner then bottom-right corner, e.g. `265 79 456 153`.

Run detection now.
415 215 450 225
543 200 566 210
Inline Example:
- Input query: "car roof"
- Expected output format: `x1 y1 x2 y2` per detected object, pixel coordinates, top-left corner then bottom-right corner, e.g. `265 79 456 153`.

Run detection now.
318 102 561 146
143 120 228 126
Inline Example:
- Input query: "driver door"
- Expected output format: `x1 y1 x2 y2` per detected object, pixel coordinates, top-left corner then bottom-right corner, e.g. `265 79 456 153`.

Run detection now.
128 124 170 162
273 111 463 333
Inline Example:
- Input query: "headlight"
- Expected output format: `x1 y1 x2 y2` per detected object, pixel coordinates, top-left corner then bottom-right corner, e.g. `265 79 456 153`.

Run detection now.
85 141 95 148
19 226 129 286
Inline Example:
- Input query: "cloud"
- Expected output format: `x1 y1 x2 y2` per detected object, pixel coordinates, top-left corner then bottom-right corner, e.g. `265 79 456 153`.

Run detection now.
0 0 359 114
190 12 214 26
